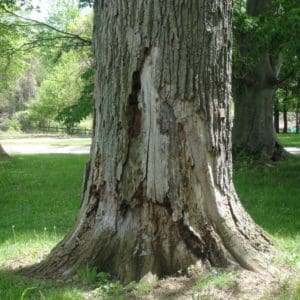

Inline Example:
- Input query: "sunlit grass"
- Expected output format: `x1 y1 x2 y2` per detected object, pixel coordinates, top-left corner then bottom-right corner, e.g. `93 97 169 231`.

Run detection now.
0 154 89 299
234 155 300 270
234 155 300 238
278 133 300 147
0 150 299 298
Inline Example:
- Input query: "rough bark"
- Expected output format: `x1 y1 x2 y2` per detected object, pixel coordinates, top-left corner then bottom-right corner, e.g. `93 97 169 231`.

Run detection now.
27 0 272 283
233 0 287 161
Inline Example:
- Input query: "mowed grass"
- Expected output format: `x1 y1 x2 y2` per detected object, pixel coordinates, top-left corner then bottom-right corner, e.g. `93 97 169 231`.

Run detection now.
234 155 300 268
278 133 300 147
0 151 299 299
0 154 89 299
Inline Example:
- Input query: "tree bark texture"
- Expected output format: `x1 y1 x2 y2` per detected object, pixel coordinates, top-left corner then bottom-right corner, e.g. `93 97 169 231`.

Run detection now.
232 0 287 160
29 0 271 282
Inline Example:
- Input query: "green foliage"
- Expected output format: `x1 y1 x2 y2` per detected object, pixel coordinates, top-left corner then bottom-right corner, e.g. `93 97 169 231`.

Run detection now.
233 0 300 82
0 117 21 132
29 51 85 127
55 68 93 130
1 2 93 133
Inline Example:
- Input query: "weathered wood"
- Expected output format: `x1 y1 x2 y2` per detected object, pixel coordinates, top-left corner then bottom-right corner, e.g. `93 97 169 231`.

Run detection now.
28 0 272 283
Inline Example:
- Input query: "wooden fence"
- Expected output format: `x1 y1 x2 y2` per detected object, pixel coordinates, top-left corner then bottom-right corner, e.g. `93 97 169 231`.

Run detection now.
26 126 92 136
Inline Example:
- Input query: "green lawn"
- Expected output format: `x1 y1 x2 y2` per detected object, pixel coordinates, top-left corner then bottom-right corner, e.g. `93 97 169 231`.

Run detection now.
278 133 300 147
0 154 89 299
0 153 299 299
234 156 300 270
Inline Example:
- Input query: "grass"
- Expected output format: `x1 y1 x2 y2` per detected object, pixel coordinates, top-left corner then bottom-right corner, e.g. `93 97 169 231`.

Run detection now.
233 155 300 299
278 133 300 147
193 271 239 292
0 144 299 298
0 154 89 299
234 155 300 238
234 155 300 277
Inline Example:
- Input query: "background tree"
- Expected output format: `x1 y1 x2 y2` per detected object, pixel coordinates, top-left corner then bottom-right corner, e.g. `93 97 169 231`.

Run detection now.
276 76 300 133
28 0 271 283
0 0 93 133
232 0 300 160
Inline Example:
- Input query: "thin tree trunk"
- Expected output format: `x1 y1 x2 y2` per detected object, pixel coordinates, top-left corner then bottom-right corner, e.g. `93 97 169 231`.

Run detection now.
283 100 288 133
296 99 299 133
26 0 271 283
274 98 280 133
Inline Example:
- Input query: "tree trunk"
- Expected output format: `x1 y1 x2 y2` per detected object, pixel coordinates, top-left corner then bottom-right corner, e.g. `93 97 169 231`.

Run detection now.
296 99 299 133
233 59 286 160
28 0 271 283
274 98 280 133
232 0 287 161
0 144 9 159
283 98 288 133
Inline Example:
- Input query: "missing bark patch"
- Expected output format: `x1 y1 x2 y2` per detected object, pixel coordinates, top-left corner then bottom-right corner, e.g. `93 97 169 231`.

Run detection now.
128 71 142 138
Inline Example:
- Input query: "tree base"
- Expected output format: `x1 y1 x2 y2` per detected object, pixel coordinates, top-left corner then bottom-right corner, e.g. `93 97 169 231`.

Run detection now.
233 141 290 162
22 192 273 284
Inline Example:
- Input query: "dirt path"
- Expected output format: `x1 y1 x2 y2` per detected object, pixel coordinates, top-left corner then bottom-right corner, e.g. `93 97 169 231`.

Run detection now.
1 137 91 154
2 137 300 156
286 147 300 155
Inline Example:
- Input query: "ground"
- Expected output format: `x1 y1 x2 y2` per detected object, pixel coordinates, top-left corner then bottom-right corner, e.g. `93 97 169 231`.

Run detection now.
1 133 298 155
1 135 90 154
0 133 299 299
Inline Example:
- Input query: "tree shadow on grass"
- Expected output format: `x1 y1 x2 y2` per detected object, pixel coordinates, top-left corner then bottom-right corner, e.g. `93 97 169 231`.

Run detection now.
0 154 88 244
0 268 87 300
234 155 300 237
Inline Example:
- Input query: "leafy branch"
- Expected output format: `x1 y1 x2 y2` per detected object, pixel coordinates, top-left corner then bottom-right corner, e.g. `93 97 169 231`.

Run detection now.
1 6 92 56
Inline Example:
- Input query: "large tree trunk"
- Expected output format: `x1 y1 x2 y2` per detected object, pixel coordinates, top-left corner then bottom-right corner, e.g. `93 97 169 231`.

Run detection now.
28 0 271 283
232 0 287 161
233 57 286 160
